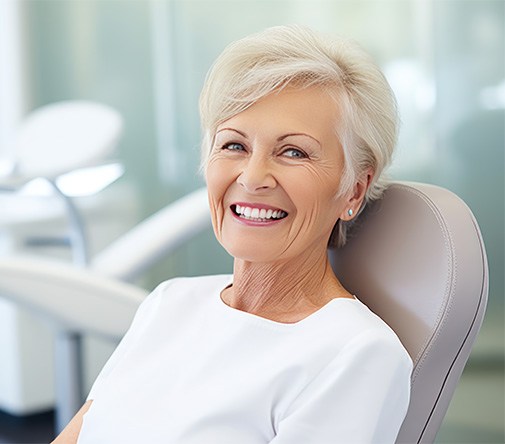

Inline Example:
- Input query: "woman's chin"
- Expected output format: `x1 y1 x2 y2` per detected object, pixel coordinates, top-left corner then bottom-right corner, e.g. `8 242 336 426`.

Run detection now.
223 243 284 264
228 251 277 264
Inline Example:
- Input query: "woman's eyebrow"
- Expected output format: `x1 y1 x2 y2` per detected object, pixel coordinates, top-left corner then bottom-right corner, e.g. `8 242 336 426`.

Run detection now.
216 127 248 138
215 129 321 147
278 133 321 147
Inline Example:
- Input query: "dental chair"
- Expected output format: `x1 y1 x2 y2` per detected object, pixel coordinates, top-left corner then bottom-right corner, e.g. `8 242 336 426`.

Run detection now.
0 182 488 443
0 100 125 421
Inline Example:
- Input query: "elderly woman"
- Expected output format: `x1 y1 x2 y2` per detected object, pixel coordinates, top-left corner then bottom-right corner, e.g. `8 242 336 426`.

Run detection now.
55 25 411 444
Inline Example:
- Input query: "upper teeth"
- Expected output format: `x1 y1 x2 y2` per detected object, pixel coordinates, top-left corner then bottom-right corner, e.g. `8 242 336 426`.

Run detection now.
234 204 287 220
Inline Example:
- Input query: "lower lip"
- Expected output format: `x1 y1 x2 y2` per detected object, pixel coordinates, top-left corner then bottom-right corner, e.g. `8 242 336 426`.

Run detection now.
231 210 286 227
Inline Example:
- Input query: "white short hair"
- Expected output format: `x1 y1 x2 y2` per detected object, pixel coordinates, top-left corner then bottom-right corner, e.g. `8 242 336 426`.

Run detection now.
199 25 398 247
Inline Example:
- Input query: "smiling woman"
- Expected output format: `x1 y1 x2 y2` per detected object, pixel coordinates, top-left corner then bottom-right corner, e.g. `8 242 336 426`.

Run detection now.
54 25 411 444
205 87 359 322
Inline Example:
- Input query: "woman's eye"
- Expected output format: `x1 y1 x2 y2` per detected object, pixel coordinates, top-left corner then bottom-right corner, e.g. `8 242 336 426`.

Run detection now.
282 148 307 159
221 142 245 152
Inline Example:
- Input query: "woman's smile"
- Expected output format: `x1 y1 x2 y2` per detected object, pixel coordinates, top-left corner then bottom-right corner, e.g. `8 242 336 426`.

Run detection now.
231 202 288 225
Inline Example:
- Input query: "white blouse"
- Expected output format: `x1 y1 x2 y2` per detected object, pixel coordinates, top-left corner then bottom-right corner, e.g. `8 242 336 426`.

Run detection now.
78 274 412 444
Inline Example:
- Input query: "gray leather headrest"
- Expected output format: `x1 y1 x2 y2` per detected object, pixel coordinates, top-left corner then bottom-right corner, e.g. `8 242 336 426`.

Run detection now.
329 181 488 443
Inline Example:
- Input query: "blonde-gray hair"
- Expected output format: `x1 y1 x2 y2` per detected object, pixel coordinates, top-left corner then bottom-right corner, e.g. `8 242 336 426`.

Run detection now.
199 24 398 247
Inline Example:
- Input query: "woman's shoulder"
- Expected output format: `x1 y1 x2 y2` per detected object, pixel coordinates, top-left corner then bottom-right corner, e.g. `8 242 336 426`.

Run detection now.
138 274 232 312
322 298 412 367
151 274 232 298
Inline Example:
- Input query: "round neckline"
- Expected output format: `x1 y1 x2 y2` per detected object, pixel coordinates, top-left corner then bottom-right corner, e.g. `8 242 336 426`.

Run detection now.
215 277 359 329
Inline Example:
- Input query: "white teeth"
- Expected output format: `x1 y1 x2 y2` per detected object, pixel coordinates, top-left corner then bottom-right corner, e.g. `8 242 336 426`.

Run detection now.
233 205 287 221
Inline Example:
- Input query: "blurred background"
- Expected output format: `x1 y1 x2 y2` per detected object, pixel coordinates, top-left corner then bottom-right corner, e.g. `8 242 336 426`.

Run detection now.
0 0 503 442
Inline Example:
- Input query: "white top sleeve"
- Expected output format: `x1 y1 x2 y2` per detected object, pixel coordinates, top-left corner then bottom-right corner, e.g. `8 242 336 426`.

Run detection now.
271 330 411 444
86 281 169 401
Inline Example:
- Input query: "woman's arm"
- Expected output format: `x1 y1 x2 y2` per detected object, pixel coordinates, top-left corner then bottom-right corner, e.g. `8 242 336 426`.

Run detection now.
51 400 93 444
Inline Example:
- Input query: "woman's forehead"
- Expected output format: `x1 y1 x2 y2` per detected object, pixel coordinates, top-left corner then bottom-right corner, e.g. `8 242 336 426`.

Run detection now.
216 86 341 139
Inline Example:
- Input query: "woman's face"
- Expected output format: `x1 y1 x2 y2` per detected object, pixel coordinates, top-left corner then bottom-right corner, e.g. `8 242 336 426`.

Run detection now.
206 86 355 263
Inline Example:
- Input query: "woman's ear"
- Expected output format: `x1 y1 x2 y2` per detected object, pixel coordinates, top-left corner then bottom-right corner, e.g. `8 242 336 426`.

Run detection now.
339 168 374 221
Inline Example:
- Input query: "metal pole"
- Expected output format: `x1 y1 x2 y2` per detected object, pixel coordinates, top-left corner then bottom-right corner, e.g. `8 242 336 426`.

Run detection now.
46 178 89 267
47 178 88 434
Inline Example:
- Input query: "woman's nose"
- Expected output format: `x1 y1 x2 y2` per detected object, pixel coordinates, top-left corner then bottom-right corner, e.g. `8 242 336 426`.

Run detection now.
236 155 276 193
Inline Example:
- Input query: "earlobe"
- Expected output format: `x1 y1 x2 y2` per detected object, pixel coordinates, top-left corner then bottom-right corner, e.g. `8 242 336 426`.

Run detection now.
340 207 356 221
340 169 374 221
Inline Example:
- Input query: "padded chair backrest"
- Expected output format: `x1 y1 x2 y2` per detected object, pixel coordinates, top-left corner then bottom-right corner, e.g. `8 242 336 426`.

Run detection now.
90 187 211 282
329 182 488 444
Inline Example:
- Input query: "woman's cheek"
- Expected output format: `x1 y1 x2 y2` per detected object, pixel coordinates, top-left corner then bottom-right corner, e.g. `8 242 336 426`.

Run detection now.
206 160 235 238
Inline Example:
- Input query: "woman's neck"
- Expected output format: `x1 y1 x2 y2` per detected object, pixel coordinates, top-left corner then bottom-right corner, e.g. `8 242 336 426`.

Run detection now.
222 249 352 323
